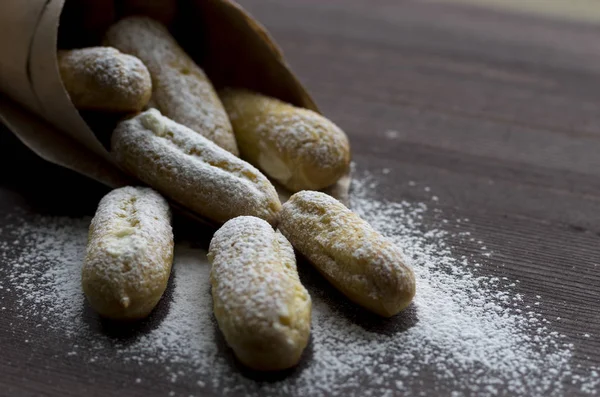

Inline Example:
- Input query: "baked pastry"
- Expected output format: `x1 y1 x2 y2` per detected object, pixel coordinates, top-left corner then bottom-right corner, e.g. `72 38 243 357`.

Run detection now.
104 17 238 154
82 186 174 320
58 47 152 112
111 109 281 225
278 190 416 317
209 216 312 371
220 88 351 191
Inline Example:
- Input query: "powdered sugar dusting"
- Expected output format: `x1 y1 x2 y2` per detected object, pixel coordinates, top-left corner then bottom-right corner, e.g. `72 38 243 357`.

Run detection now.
0 172 598 396
209 216 311 370
279 190 415 317
0 212 90 335
221 89 350 191
112 109 281 225
82 186 173 318
58 46 152 112
209 216 307 330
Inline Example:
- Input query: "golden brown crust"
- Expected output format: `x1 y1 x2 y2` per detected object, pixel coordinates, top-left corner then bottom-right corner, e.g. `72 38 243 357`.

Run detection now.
104 17 239 154
82 186 173 320
111 109 281 225
58 47 152 112
209 216 311 371
278 191 416 317
220 89 351 192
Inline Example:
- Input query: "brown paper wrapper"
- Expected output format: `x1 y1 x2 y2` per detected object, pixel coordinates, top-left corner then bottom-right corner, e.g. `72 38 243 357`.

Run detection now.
0 0 351 219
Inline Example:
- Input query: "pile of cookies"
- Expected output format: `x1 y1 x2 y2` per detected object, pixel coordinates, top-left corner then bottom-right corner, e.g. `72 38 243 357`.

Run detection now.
66 2 416 372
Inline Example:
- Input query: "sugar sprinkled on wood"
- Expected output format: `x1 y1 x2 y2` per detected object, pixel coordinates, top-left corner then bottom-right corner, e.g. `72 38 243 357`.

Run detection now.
0 172 598 396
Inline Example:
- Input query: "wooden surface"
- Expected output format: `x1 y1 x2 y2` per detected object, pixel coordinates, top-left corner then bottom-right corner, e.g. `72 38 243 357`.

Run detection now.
1 0 600 395
429 0 600 24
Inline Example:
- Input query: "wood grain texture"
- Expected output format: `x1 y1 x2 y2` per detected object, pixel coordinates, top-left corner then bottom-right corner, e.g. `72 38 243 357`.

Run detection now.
1 0 600 395
427 0 600 25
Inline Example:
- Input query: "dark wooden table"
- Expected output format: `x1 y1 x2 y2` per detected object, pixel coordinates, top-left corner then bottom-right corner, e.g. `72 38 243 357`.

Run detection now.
1 0 600 396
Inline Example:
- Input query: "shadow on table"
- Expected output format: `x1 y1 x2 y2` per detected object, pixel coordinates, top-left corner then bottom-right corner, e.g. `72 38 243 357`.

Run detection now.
2 124 418 377
80 270 176 345
0 124 109 217
211 311 315 383
297 254 419 336
0 124 220 236
0 126 219 345
211 255 418 383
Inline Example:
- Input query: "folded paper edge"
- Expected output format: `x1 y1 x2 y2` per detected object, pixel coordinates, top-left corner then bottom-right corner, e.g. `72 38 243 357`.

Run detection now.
29 0 118 163
0 0 49 116
222 0 320 112
0 94 131 188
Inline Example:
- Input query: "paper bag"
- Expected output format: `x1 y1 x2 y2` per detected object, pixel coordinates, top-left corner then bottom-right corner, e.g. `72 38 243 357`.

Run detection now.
0 0 351 218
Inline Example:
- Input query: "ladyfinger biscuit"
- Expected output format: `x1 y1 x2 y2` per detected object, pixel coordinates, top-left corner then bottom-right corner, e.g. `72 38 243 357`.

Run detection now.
58 47 152 112
104 17 239 154
111 109 281 225
278 191 416 317
220 89 351 192
209 216 312 371
82 186 174 320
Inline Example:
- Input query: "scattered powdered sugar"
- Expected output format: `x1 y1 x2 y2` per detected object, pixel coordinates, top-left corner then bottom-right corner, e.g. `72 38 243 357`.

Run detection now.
0 213 90 335
0 172 598 396
384 130 401 140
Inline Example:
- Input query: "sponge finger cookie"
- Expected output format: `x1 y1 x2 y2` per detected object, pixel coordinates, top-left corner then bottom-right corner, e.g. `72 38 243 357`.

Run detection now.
82 186 174 320
209 216 312 371
111 109 281 225
220 89 351 192
278 190 416 317
58 47 152 112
